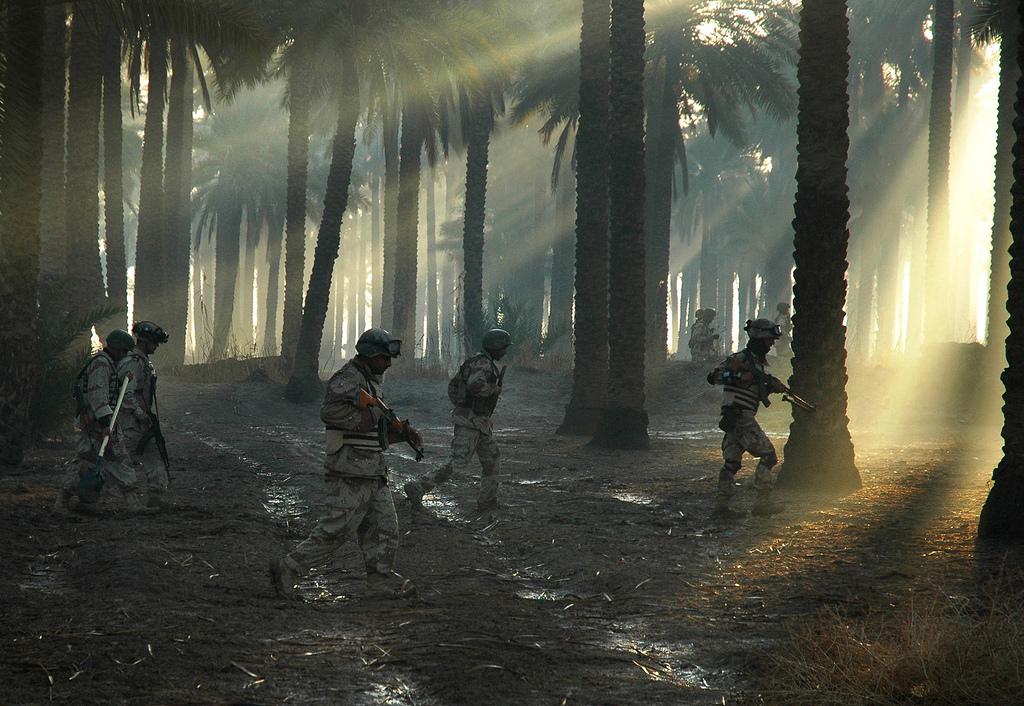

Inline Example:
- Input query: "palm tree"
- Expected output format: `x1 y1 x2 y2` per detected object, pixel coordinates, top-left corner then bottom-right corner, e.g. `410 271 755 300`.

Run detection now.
591 0 648 449
460 94 497 349
64 7 106 311
559 0 611 435
102 18 128 324
924 0 956 339
0 0 45 465
775 0 860 491
979 0 1022 363
285 52 360 401
978 0 1023 540
38 2 68 312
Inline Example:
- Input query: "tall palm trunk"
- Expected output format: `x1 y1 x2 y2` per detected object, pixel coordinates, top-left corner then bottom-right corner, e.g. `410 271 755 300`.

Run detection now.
133 35 168 323
211 202 242 360
426 168 440 361
101 22 127 324
286 57 360 402
0 0 45 465
263 210 285 356
281 69 312 363
64 10 105 311
39 2 68 308
549 171 576 353
593 0 648 449
979 1 1024 540
356 212 367 334
381 106 400 331
163 43 194 366
237 209 259 351
643 56 678 366
371 171 383 325
461 98 493 351
392 104 424 353
558 0 611 435
776 0 860 491
986 3 1022 361
923 0 955 339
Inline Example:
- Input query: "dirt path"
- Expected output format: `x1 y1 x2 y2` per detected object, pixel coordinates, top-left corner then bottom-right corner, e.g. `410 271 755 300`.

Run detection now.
0 367 998 704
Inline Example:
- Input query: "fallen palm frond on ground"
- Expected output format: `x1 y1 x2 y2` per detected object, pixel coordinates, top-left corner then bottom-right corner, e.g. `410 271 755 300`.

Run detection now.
759 580 1024 705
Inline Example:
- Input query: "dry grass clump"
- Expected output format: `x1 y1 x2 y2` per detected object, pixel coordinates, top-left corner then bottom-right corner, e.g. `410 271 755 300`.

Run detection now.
760 585 1024 705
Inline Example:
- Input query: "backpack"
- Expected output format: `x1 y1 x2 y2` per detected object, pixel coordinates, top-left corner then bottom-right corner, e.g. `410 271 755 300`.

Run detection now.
73 353 104 416
447 359 472 407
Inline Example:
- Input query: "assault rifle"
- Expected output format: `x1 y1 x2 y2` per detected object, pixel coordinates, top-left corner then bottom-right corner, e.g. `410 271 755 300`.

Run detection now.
741 350 817 413
356 389 424 461
137 375 172 481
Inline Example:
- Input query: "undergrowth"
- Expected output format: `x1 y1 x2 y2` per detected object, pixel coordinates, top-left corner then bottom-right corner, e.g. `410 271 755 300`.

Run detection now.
759 582 1024 705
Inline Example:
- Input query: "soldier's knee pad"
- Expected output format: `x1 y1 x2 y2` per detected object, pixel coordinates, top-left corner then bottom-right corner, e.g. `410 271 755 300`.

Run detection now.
723 460 741 475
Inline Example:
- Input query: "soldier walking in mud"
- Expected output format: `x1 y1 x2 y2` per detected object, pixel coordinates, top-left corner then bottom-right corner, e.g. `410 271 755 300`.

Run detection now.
55 329 141 512
271 328 422 600
688 308 720 364
118 321 171 508
404 328 510 516
707 318 787 519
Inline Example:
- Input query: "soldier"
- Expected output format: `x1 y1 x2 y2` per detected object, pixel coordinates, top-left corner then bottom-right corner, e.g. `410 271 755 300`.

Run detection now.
774 302 793 360
55 329 140 512
118 321 170 508
688 308 721 364
270 328 422 600
404 328 510 516
706 318 787 518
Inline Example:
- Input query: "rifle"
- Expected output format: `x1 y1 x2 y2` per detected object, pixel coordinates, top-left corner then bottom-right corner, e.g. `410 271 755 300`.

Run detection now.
741 350 817 412
136 376 172 481
79 372 132 501
356 388 424 461
779 385 816 413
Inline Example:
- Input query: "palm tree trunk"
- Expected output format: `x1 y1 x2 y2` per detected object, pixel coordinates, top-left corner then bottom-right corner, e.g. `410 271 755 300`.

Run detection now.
426 168 440 361
979 1 1024 540
549 170 576 355
643 57 677 367
38 2 68 310
357 212 367 334
262 210 285 356
211 202 242 360
101 21 127 325
461 98 492 352
592 0 648 449
281 69 312 363
985 4 1022 362
133 35 168 323
923 0 955 340
381 106 400 332
163 42 194 366
559 0 611 435
237 209 259 351
371 171 383 325
0 0 45 465
64 10 105 311
776 0 860 491
285 58 360 402
393 104 424 354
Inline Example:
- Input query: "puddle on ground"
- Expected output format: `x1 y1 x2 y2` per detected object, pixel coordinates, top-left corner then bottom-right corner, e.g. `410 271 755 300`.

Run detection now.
608 491 657 506
603 621 725 690
421 496 462 523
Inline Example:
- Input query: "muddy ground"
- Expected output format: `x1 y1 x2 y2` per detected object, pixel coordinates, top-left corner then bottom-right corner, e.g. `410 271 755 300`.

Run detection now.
0 361 1012 704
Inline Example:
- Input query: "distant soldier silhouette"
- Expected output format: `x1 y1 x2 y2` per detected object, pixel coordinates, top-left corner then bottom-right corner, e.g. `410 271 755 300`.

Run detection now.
688 308 720 363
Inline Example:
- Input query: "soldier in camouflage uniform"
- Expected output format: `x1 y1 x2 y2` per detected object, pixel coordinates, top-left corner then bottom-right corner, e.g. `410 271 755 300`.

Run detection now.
688 308 720 364
118 321 170 508
404 328 510 515
270 328 422 600
707 318 787 518
55 330 140 512
773 302 793 360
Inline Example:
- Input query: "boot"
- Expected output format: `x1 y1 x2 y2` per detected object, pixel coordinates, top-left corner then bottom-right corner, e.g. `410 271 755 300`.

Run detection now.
710 495 745 521
366 570 416 599
403 481 425 512
751 492 783 517
269 558 300 600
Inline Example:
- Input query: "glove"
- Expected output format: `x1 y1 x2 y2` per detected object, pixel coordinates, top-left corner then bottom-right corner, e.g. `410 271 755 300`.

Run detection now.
769 377 787 394
97 414 113 436
133 405 149 423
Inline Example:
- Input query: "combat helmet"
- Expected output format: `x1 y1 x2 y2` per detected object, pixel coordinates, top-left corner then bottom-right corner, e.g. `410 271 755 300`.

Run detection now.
105 329 135 352
355 328 402 358
696 308 717 321
482 328 512 353
132 320 169 344
744 318 782 340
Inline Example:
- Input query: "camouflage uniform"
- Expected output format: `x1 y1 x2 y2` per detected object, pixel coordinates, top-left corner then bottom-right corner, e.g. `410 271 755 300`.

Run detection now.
56 352 138 508
774 305 793 360
409 353 503 509
118 348 169 500
280 358 399 580
708 349 779 511
688 310 720 363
